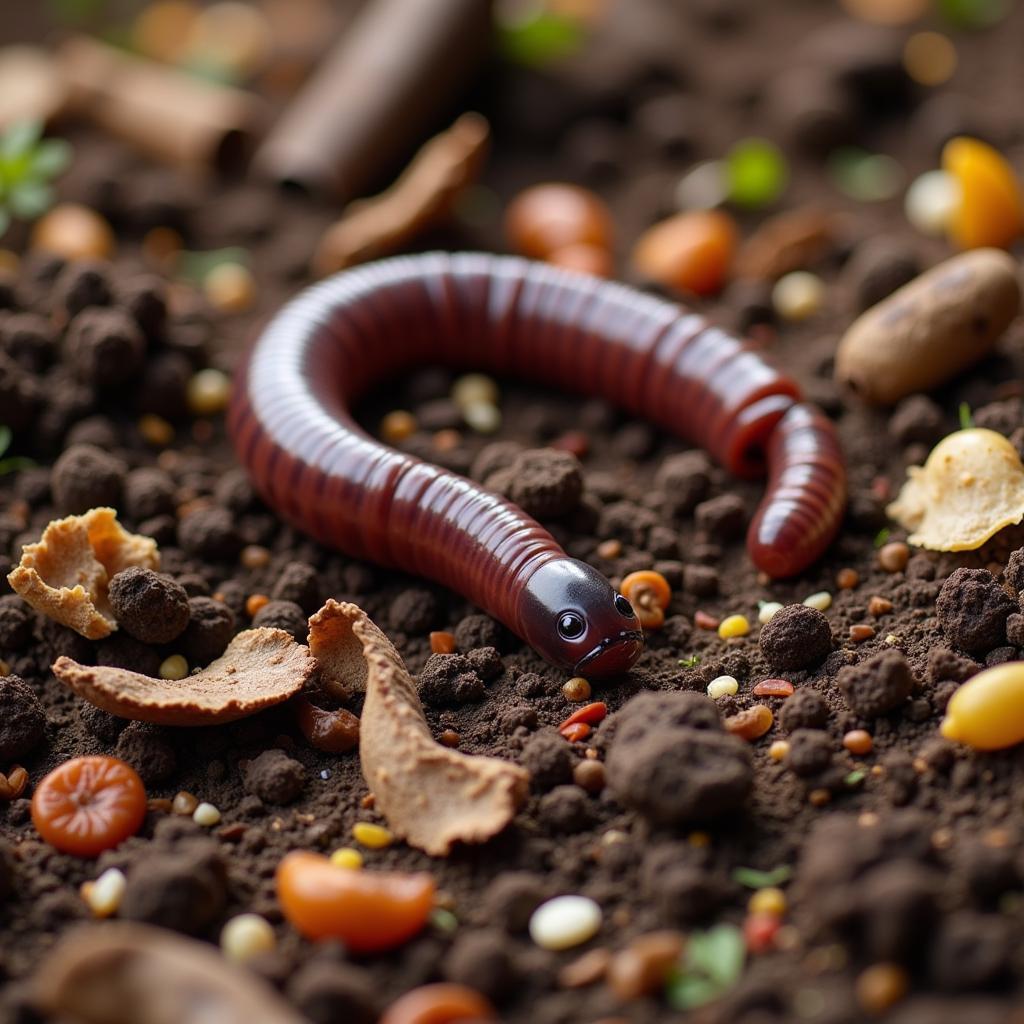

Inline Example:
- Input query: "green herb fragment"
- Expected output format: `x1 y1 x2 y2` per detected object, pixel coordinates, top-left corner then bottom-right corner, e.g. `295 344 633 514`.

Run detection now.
938 0 1010 28
679 654 702 668
497 8 584 68
958 402 974 430
873 527 890 548
732 865 792 889
0 120 72 236
726 138 788 209
828 147 903 203
178 247 250 283
0 425 35 476
666 924 746 1010
845 769 867 787
430 908 459 934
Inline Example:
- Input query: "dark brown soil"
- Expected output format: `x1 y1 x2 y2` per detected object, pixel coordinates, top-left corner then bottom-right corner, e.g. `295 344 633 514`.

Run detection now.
4 3 1024 1023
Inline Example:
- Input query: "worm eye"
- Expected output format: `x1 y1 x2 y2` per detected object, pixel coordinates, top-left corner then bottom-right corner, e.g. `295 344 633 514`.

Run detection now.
614 594 635 618
557 612 585 641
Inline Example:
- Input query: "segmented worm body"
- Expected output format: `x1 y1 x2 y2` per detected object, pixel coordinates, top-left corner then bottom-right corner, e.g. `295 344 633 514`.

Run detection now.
230 252 846 675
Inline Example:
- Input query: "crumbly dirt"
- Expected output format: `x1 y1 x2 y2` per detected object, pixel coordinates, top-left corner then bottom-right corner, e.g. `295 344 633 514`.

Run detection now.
4 3 1024 1023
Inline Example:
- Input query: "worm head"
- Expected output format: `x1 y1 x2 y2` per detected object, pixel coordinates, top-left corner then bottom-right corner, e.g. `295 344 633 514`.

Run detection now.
519 559 643 677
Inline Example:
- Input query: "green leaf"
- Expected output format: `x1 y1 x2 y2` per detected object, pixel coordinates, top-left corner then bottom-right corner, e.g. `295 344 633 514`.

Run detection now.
31 138 73 179
0 456 36 475
873 527 890 549
732 865 792 889
0 120 42 161
666 973 722 1011
498 10 584 68
726 138 788 209
0 425 11 458
958 402 974 430
845 769 866 787
694 924 745 988
8 181 52 219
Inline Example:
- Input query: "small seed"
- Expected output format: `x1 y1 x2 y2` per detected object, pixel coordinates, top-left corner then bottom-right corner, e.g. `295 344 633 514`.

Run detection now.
159 654 188 680
808 788 831 807
83 867 127 918
695 610 720 630
193 802 221 826
245 593 270 618
607 930 685 999
138 414 174 447
558 947 611 989
849 624 876 643
758 601 783 624
240 544 270 569
381 410 418 443
836 568 859 590
878 542 910 573
439 729 460 748
353 822 393 849
562 676 592 702
220 913 276 963
803 591 832 611
463 401 502 434
772 271 825 321
707 675 739 699
330 847 364 870
844 729 874 755
753 678 794 698
856 963 909 1015
529 895 602 951
573 759 606 793
718 614 750 639
725 704 774 741
748 887 787 917
204 262 255 312
429 631 457 654
172 791 199 816
769 740 790 761
597 539 622 559
187 368 231 417
452 372 500 409
868 596 893 617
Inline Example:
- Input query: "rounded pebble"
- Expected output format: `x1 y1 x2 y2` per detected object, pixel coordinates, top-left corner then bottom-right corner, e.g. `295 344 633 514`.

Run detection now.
528 895 602 951
159 654 188 680
192 802 221 826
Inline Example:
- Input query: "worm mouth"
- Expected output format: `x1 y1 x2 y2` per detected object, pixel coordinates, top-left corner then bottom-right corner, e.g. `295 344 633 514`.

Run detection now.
574 630 644 678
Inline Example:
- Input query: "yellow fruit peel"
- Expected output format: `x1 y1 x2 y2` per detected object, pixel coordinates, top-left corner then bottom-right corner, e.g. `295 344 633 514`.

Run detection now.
887 428 1024 551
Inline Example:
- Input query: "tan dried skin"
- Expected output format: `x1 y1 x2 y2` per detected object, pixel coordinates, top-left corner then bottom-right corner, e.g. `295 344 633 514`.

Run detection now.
887 428 1024 551
52 628 314 726
32 921 305 1024
7 508 159 639
312 112 489 277
317 601 529 856
835 248 1021 405
309 597 402 700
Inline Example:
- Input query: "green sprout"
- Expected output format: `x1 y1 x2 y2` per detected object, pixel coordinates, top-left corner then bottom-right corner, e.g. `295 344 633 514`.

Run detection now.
732 865 792 889
0 121 72 237
845 769 867 788
666 924 746 1010
873 527 890 549
497 6 585 68
679 654 702 668
0 426 35 476
958 402 974 430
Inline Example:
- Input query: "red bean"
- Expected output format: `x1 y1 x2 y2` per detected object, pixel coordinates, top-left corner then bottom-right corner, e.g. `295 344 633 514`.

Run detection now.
230 254 845 675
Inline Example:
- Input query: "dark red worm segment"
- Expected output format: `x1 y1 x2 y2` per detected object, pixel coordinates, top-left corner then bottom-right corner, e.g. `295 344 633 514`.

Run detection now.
229 252 846 676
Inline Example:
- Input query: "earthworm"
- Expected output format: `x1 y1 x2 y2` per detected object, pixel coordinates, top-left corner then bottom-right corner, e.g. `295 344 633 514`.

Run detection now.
229 252 846 676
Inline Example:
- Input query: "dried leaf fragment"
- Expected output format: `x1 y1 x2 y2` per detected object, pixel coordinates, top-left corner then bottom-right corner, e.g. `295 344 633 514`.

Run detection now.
33 921 305 1024
7 508 159 639
309 597 401 700
312 112 490 276
52 628 315 726
315 601 528 856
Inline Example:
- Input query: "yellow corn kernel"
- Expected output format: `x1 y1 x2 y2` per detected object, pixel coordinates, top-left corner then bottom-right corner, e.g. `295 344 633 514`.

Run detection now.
352 822 393 849
943 137 1024 250
940 662 1024 750
717 614 750 639
330 847 364 870
748 887 787 917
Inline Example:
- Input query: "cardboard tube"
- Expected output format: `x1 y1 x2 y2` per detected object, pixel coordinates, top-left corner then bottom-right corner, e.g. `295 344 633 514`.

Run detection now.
254 0 493 200
57 35 266 174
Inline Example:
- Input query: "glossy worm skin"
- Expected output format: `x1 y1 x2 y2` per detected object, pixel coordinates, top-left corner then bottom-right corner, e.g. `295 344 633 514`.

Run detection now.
229 252 846 676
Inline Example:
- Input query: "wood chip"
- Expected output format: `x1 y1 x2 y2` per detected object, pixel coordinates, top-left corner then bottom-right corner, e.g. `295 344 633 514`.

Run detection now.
311 112 489 277
52 628 314 726
32 921 305 1024
315 601 528 856
7 508 159 640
